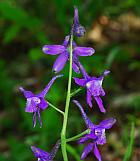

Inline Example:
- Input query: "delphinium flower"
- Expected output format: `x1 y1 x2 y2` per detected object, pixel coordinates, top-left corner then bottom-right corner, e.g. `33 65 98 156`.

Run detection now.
31 139 60 161
72 6 86 37
19 75 63 128
42 35 95 74
74 64 110 113
73 100 116 161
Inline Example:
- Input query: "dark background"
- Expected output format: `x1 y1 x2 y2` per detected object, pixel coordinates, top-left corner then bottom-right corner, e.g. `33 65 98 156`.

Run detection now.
0 0 140 161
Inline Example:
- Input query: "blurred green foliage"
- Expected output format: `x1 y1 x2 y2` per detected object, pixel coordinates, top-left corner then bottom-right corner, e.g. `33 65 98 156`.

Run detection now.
0 0 140 161
123 123 135 161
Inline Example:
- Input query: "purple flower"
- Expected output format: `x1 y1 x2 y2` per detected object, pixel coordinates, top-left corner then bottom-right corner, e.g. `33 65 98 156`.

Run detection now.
74 63 110 113
31 139 60 161
19 75 63 128
73 6 86 37
73 100 116 161
42 36 95 73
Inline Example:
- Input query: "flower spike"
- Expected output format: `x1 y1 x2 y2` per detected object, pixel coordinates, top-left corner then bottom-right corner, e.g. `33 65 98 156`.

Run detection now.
19 75 63 128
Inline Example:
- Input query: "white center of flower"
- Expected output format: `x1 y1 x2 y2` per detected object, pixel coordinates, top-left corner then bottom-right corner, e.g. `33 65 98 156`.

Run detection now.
95 129 100 135
32 97 41 104
86 82 92 88
42 46 49 53
95 128 105 136
98 80 103 86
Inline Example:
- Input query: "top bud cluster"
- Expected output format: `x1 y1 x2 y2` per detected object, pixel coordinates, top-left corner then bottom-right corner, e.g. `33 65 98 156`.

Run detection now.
73 6 86 37
19 6 116 161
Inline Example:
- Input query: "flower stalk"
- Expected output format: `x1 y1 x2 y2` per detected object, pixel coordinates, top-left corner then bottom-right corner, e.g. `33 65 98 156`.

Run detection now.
48 101 64 115
66 129 90 142
61 35 73 161
70 87 83 97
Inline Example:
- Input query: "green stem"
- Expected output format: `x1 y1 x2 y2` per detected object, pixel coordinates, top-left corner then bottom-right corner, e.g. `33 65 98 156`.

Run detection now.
48 101 64 115
61 35 73 161
70 87 83 97
66 129 90 142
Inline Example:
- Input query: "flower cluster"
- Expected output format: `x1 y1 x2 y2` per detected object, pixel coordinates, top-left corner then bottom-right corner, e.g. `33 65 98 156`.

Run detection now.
19 6 116 161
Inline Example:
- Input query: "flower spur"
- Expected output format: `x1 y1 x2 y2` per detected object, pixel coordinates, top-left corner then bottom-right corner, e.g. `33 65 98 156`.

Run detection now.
19 74 63 128
73 100 116 161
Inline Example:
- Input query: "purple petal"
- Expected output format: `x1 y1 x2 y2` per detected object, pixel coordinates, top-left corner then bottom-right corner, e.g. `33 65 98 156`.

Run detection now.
73 100 94 128
37 110 42 128
102 70 110 77
100 88 105 96
33 112 37 128
37 159 46 161
96 129 106 145
81 143 94 160
38 98 48 110
94 96 106 113
78 137 89 144
31 146 49 159
52 52 68 73
25 99 36 113
87 90 92 108
39 159 47 161
99 118 116 129
87 131 97 140
63 36 70 46
94 144 102 161
74 6 79 24
72 61 80 73
72 41 77 48
73 47 95 56
19 87 34 98
38 74 63 97
99 70 110 81
42 45 66 55
87 78 105 96
73 78 86 87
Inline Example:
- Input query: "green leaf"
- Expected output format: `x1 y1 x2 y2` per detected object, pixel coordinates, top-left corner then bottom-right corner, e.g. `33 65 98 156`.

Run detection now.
67 144 81 161
123 122 135 161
